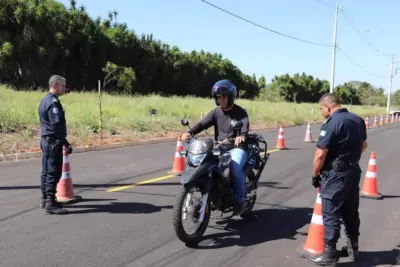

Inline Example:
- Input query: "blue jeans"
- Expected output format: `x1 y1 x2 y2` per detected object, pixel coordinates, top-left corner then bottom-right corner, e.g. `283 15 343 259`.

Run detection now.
229 148 248 203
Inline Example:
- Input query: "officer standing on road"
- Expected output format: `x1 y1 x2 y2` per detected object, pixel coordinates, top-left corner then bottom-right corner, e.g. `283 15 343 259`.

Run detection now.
38 75 73 215
308 93 368 266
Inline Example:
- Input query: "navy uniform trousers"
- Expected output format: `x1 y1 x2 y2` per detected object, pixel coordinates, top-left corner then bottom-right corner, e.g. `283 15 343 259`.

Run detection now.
320 164 362 245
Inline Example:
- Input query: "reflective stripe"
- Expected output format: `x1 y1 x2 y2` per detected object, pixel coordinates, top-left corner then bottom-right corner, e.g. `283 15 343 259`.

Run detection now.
61 171 71 179
311 214 323 225
316 194 322 204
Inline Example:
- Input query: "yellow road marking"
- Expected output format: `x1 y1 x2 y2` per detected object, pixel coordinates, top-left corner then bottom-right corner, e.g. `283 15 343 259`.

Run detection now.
106 149 280 192
263 149 279 154
106 175 175 192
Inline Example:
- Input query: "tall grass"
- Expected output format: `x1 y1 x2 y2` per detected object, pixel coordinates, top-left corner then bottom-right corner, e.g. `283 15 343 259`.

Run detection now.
0 84 389 154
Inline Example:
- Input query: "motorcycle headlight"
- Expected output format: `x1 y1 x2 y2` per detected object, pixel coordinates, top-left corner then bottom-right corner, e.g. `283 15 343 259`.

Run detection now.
188 153 207 167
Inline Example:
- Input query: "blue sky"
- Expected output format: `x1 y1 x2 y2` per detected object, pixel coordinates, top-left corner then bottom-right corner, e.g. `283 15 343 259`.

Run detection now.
59 0 400 93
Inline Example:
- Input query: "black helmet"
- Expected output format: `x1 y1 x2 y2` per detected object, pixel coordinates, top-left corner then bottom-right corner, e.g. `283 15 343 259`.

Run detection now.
211 79 237 106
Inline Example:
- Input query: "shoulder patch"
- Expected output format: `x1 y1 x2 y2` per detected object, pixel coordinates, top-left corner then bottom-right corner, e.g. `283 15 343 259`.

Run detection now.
52 97 58 102
320 130 326 136
52 107 59 114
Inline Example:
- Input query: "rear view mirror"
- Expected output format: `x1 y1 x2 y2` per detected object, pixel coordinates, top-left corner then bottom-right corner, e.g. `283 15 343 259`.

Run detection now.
181 119 189 126
231 120 243 130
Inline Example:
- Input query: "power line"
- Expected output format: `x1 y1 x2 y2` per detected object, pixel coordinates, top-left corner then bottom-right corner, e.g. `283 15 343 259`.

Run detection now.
201 0 395 80
315 0 335 10
337 47 390 78
315 1 395 59
199 0 332 47
339 7 393 59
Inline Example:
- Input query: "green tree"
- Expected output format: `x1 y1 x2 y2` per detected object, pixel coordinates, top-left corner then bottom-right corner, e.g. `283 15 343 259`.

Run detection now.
0 0 260 98
0 0 390 105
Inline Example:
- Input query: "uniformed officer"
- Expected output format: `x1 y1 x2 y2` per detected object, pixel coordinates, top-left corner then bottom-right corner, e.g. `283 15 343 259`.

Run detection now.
38 75 73 215
308 93 368 266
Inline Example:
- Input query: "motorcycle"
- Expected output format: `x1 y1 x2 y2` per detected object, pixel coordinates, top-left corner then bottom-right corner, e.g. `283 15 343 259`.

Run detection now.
172 118 270 244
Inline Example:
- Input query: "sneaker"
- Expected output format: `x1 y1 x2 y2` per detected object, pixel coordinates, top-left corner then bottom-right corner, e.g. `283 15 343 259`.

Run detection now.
233 201 245 216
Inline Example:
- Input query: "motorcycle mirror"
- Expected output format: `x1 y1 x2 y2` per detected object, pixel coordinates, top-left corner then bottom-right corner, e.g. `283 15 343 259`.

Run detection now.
231 120 243 130
181 119 190 127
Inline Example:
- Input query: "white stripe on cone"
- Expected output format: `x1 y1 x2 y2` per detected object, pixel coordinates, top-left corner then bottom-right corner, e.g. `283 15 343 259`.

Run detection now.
61 171 71 179
311 214 323 225
316 194 322 204
365 171 377 178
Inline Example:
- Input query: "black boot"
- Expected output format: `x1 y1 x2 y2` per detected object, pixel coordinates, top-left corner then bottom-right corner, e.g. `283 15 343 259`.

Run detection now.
40 193 46 209
307 243 338 266
44 195 68 215
41 194 62 209
342 237 359 262
233 201 244 216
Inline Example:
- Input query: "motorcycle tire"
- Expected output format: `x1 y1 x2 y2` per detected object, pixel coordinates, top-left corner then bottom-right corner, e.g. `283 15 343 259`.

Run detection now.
172 183 211 245
240 170 258 218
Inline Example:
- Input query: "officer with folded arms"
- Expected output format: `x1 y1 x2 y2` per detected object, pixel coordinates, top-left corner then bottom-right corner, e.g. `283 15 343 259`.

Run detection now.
38 75 73 215
308 93 367 266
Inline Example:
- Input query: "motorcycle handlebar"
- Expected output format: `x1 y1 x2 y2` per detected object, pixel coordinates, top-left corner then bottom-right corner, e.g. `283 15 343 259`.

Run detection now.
181 133 268 150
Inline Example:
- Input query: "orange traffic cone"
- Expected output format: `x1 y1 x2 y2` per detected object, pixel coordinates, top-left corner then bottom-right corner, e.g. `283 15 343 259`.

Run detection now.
391 114 394 123
304 122 314 143
298 189 324 258
365 117 369 129
385 115 389 124
372 116 378 127
360 152 383 200
276 125 287 150
56 147 83 204
379 115 384 126
167 135 185 175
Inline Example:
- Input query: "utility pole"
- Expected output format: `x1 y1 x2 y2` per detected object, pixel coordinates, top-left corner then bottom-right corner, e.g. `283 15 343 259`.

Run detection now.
329 4 340 93
386 55 395 114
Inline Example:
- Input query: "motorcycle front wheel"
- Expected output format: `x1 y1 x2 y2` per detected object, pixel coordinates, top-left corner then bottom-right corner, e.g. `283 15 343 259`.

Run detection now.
172 183 211 245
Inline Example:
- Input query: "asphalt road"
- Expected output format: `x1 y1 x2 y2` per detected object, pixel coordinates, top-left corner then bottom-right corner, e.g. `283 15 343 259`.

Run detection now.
0 123 399 267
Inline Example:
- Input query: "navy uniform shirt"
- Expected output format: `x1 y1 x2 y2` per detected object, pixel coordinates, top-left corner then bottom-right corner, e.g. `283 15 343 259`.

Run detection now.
38 92 67 139
316 108 367 168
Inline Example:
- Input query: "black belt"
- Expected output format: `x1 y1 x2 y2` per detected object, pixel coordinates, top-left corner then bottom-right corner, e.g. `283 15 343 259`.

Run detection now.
322 160 359 172
42 136 61 143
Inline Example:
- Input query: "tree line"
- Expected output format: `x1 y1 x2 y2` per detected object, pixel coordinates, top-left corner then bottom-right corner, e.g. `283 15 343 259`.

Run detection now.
1 0 399 106
258 73 400 107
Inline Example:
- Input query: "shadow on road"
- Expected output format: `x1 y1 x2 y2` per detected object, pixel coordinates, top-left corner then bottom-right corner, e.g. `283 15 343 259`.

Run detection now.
281 148 302 151
381 195 400 199
186 206 312 249
0 181 289 190
258 181 290 189
75 198 116 202
65 202 173 214
337 248 399 266
0 182 181 190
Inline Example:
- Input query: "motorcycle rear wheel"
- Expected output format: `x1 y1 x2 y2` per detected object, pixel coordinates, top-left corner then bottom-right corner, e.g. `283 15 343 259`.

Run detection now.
240 171 258 218
172 183 211 245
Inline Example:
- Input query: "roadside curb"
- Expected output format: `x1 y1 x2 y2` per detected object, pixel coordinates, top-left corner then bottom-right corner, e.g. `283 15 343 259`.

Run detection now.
0 122 323 163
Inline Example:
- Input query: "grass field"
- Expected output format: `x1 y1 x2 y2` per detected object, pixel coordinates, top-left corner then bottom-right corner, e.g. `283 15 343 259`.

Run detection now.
0 84 390 155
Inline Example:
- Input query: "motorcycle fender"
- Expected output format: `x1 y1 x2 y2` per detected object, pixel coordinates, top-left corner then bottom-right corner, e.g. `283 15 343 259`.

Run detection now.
180 163 213 187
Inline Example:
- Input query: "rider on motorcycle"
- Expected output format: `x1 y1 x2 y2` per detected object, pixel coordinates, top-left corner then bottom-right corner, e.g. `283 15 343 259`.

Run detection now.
181 79 249 216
